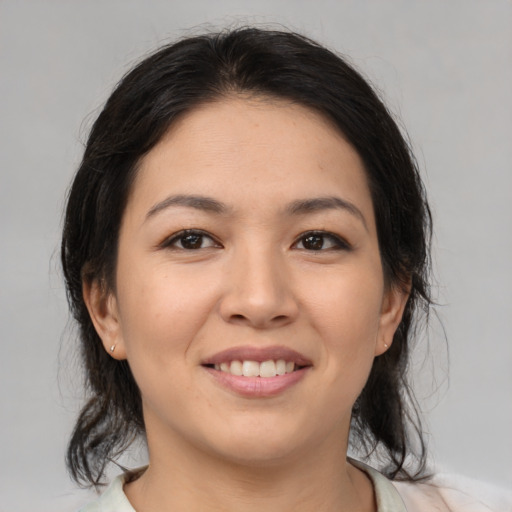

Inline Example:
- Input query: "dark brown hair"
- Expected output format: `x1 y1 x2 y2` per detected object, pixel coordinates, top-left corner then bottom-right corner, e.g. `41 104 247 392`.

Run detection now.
62 27 432 487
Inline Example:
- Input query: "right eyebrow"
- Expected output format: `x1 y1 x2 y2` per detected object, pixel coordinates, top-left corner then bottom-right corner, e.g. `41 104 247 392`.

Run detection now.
285 196 368 231
145 194 229 221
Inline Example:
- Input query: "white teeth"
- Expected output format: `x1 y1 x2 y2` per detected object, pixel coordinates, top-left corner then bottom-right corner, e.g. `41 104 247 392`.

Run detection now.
242 360 260 377
260 360 277 378
276 359 286 375
230 360 243 376
214 359 298 377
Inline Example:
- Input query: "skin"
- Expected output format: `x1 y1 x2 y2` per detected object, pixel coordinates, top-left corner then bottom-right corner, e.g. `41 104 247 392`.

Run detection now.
85 97 408 512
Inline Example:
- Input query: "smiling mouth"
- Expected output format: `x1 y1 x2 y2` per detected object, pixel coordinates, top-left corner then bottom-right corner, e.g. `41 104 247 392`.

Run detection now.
202 347 312 397
204 359 305 378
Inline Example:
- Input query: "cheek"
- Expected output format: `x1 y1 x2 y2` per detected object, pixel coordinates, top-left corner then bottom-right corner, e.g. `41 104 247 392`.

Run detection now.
114 268 218 415
301 265 384 374
115 261 218 363
307 264 383 330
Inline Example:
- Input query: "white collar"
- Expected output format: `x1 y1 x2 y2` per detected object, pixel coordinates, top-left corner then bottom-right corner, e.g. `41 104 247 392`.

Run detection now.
80 461 407 512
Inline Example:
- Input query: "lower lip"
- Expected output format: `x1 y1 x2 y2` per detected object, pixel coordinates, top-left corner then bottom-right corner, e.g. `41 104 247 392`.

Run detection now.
204 367 309 398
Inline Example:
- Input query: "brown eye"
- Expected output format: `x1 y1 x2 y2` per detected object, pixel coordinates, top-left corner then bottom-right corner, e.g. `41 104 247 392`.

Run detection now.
302 234 324 250
294 231 350 251
163 230 220 250
180 233 204 249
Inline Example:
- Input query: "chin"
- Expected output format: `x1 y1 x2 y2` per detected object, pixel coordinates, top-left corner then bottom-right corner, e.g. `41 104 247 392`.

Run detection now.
201 417 318 468
215 439 303 468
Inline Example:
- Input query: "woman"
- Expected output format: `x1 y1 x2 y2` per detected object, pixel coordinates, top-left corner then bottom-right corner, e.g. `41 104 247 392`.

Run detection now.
62 27 498 511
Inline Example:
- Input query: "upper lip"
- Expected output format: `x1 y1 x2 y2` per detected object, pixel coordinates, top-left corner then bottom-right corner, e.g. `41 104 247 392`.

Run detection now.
202 345 312 367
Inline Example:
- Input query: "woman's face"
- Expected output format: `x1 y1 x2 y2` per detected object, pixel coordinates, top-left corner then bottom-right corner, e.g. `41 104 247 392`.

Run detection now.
87 97 407 466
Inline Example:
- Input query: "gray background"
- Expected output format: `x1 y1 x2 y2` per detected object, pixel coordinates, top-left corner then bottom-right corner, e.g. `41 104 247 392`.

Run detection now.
1 0 511 510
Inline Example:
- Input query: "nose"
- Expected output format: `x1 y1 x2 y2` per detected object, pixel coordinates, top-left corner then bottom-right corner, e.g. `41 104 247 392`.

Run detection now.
218 244 299 329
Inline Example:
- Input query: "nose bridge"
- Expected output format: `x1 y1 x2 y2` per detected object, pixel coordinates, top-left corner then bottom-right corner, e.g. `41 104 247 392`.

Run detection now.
220 237 298 328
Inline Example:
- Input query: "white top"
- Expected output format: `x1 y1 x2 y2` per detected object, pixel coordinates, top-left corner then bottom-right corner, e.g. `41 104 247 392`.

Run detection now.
78 462 512 512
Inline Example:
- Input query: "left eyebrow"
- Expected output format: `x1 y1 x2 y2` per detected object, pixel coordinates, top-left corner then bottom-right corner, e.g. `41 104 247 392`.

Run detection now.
145 194 230 221
285 196 368 231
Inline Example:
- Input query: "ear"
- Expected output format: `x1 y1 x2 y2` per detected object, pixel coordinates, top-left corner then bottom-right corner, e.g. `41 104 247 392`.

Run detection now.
82 279 127 360
375 282 410 356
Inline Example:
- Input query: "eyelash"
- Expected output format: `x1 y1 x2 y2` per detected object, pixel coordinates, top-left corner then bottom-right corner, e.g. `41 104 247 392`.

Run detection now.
160 229 222 250
161 229 350 252
293 230 351 252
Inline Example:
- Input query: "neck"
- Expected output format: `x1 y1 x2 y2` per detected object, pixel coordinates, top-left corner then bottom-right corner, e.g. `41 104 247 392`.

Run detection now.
124 424 375 512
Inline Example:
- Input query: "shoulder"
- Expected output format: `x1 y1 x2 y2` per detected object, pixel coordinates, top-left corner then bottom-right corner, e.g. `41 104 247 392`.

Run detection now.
394 473 512 512
77 474 135 512
350 458 408 511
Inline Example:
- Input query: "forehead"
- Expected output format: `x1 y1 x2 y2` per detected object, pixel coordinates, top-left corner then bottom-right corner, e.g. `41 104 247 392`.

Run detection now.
129 96 373 222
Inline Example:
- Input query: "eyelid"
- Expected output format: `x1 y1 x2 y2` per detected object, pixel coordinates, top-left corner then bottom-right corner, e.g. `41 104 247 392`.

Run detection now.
292 230 352 251
158 228 350 251
159 229 222 250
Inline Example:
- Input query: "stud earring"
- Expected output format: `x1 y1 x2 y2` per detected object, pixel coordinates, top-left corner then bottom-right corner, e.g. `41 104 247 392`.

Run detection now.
384 343 389 349
110 344 116 353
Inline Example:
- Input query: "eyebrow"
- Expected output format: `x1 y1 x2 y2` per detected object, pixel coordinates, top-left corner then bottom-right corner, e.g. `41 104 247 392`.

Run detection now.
286 196 368 231
145 193 367 230
145 194 229 220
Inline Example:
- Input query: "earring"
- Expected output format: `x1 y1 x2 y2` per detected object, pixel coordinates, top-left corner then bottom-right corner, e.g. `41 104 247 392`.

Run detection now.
110 344 116 353
384 343 389 349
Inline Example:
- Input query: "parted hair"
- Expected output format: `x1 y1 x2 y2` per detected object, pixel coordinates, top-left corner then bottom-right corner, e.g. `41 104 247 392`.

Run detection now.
62 27 433 487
